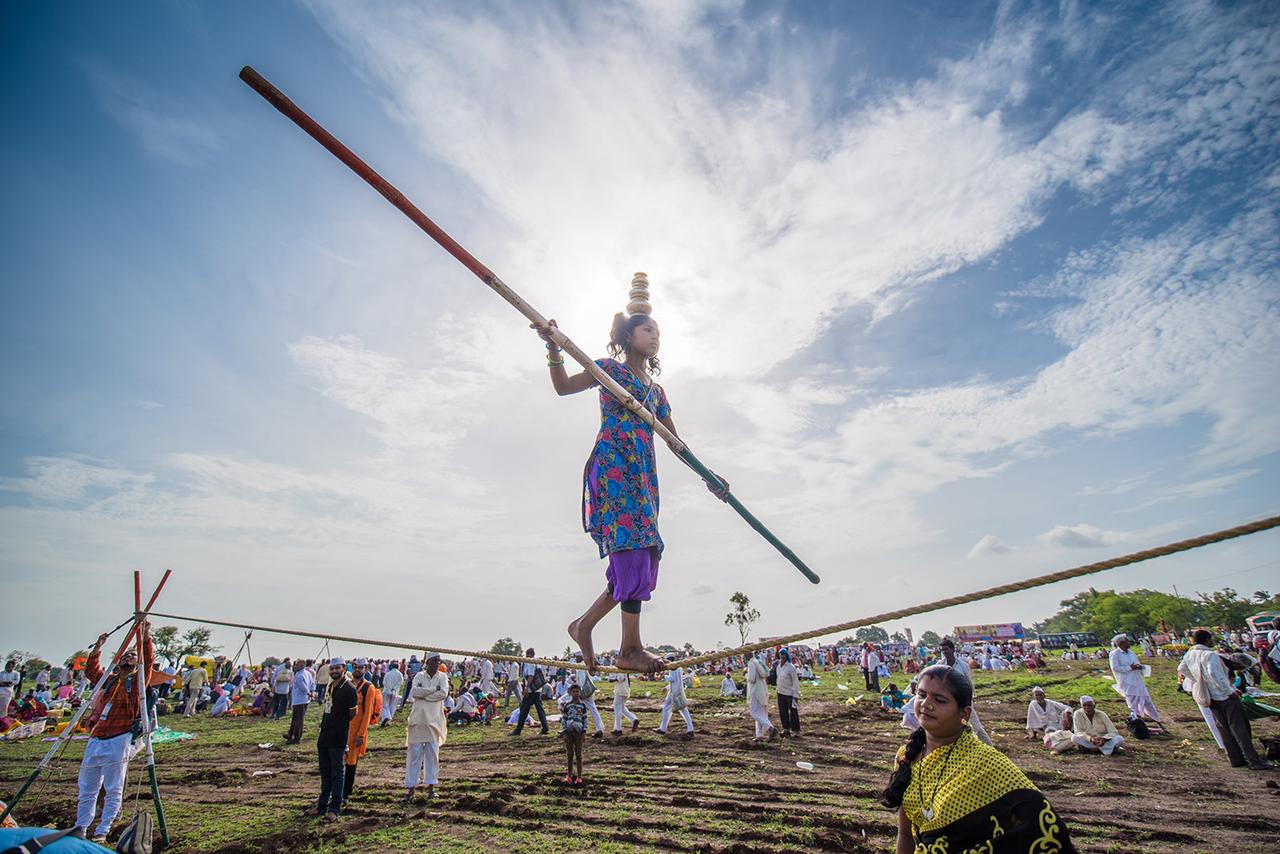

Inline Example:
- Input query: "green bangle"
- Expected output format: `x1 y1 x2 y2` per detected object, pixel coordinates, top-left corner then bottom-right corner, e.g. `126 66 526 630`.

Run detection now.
547 357 565 367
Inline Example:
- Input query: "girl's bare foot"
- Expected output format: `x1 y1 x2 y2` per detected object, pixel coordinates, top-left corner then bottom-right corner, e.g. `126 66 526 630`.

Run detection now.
567 618 596 673
614 648 664 672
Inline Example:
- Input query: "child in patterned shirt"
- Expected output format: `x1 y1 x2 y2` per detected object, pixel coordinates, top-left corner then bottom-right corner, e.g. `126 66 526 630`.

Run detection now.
561 683 588 785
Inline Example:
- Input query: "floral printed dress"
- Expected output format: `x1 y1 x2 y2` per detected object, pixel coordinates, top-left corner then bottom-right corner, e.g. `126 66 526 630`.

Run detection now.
582 358 671 559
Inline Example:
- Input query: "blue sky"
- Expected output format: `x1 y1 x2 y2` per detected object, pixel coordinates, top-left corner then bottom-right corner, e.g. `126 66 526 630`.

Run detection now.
2 0 1278 663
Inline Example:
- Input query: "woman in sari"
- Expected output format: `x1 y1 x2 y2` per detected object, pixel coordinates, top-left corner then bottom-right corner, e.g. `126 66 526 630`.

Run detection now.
882 664 1075 853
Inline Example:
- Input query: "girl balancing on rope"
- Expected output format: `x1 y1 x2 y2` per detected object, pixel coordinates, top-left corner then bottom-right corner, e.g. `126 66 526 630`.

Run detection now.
532 273 727 673
881 665 1077 854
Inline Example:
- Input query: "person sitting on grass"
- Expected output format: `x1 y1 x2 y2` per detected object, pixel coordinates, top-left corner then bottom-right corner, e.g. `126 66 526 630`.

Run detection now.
880 683 908 711
561 683 588 786
1025 687 1071 740
447 687 478 725
1070 696 1125 756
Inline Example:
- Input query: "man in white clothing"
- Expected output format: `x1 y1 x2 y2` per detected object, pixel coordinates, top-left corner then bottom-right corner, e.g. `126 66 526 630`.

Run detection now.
405 652 449 802
1109 634 1161 722
745 653 777 741
861 644 882 692
1025 686 1071 739
1071 696 1125 756
0 660 19 716
1178 630 1272 771
938 638 993 745
478 658 495 696
611 672 639 734
380 661 404 727
656 666 693 739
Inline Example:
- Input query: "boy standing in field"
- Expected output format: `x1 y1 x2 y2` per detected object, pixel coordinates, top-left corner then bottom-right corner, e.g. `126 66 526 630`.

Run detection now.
561 683 588 785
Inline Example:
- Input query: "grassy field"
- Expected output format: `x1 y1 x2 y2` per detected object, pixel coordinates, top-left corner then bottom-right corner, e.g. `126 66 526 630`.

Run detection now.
1 655 1276 852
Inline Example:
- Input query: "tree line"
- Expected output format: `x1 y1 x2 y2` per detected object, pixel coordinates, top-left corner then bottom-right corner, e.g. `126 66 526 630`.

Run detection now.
1031 587 1277 638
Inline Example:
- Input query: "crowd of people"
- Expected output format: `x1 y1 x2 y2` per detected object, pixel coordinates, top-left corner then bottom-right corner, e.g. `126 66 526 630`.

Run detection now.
2 622 1276 849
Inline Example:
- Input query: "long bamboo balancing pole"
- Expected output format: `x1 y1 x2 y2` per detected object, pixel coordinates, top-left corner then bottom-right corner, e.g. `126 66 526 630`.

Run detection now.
238 65 819 585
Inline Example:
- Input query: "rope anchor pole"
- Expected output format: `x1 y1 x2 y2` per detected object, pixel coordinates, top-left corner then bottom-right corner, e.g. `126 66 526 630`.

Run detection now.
134 572 169 847
237 65 818 586
0 570 172 827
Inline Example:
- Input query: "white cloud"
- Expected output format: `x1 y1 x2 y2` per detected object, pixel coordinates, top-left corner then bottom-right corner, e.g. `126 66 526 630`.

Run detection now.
1038 523 1117 549
300 0 1137 376
967 535 1013 559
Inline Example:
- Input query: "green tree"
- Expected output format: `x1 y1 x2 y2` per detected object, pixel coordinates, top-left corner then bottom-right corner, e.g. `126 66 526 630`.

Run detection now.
889 631 909 643
3 650 42 669
152 626 182 663
854 626 889 644
1194 588 1255 629
1082 591 1150 637
490 637 523 657
64 649 89 668
261 656 281 669
724 592 761 646
1139 591 1196 631
919 631 942 646
177 627 219 659
1032 589 1099 634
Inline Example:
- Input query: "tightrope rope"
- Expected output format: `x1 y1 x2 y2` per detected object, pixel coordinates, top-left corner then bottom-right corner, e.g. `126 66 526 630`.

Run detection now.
151 515 1279 674
673 514 1280 670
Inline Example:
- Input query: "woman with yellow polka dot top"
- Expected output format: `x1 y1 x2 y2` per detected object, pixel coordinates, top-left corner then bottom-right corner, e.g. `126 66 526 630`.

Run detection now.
881 665 1076 853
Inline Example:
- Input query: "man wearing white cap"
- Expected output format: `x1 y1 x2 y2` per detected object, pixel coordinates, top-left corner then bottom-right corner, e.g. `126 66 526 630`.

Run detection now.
313 658 356 821
1071 696 1125 756
1108 634 1161 722
1025 686 1071 739
405 652 449 802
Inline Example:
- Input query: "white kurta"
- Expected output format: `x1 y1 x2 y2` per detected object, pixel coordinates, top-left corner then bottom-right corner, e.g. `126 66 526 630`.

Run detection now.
745 658 774 737
611 674 637 730
405 670 449 788
660 667 693 732
407 671 448 746
1026 698 1071 732
381 667 405 721
1109 647 1161 721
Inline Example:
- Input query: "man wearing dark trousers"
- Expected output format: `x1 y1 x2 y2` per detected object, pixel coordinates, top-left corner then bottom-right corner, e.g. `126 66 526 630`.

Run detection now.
1179 630 1274 771
312 659 356 821
774 649 801 736
284 659 315 744
510 648 549 736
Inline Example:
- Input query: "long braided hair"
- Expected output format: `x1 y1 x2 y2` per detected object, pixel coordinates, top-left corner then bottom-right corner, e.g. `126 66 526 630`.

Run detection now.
880 665 973 809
